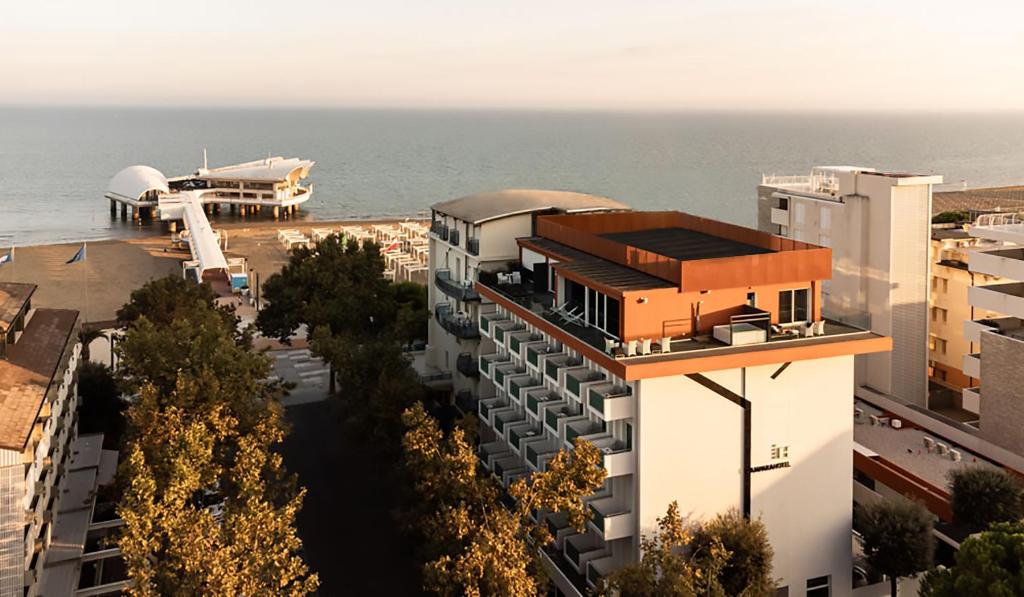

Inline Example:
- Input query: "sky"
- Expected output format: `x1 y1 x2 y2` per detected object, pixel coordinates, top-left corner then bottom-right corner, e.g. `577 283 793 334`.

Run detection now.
3 0 1024 111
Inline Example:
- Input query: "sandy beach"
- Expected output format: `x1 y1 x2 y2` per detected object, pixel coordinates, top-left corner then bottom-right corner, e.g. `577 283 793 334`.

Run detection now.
0 219 422 324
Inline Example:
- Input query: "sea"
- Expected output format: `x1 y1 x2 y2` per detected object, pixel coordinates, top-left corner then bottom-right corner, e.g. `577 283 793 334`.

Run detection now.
3 107 1024 247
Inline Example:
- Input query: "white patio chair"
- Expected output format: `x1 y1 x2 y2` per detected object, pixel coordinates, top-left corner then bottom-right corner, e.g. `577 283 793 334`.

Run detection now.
604 338 619 354
660 337 672 353
813 320 826 336
641 338 652 355
626 340 638 357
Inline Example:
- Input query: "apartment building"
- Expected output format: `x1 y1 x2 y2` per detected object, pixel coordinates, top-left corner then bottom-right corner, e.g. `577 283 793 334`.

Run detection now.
962 213 1024 455
928 227 1005 407
464 210 889 596
0 283 81 597
424 190 629 409
758 167 942 408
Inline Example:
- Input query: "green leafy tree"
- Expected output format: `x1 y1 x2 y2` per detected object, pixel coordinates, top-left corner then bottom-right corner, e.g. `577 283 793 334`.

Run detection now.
76 361 126 449
116 275 233 330
919 521 1024 597
118 386 317 596
392 281 430 345
856 499 934 596
599 501 730 597
949 467 1024 533
931 211 970 224
690 510 774 596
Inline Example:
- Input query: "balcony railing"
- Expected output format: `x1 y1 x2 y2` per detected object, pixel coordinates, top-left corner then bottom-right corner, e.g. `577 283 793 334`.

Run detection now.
449 228 460 247
435 269 481 302
430 221 449 241
456 352 480 377
455 389 477 414
567 370 605 398
588 385 632 417
434 303 480 339
467 237 480 255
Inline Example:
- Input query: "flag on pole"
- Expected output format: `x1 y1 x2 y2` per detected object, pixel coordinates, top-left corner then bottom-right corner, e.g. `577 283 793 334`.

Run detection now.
65 243 87 264
0 248 12 266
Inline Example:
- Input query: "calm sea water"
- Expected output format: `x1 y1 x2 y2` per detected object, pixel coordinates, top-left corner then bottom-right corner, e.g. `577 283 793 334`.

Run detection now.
2 107 1024 246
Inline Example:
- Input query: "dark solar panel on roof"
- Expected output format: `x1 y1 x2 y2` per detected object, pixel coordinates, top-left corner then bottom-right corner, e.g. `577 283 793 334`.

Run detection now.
600 227 774 261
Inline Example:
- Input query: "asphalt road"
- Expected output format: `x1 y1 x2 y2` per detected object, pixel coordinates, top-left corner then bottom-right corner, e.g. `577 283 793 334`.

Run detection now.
281 399 423 596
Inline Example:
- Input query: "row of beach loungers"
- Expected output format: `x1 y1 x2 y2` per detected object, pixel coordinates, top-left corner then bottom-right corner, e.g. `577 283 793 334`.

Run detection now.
277 221 430 283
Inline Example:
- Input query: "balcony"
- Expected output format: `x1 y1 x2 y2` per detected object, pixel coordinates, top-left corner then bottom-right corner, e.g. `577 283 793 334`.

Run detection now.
479 396 508 423
545 512 575 550
544 354 583 383
526 389 560 416
493 363 526 389
770 207 789 227
565 419 605 446
479 312 510 338
963 352 981 379
544 405 581 435
455 389 477 414
969 283 1024 320
493 321 526 346
430 220 449 241
508 424 542 453
587 385 634 420
449 228 461 247
971 247 1024 280
526 438 562 471
588 557 616 589
591 436 633 477
527 343 559 369
492 454 526 486
564 531 608 574
508 376 541 403
479 353 510 380
962 387 981 415
435 269 481 302
494 409 526 436
467 237 480 256
434 303 480 339
964 316 1024 345
456 352 480 378
566 370 606 399
589 497 634 540
508 332 542 358
478 440 510 470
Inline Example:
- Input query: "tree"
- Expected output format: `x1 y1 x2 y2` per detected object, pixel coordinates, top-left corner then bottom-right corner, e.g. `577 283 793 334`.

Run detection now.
931 211 970 225
949 467 1024 533
599 501 730 597
116 275 233 331
392 281 429 346
690 510 774 596
117 386 317 596
919 521 1024 597
856 499 934 596
77 361 126 449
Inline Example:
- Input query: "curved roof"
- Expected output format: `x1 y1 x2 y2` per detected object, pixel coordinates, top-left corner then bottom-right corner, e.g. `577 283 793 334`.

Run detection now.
197 157 315 182
106 165 169 202
431 189 630 224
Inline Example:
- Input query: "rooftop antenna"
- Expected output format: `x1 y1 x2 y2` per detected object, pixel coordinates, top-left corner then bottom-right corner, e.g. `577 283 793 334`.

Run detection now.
203 148 208 170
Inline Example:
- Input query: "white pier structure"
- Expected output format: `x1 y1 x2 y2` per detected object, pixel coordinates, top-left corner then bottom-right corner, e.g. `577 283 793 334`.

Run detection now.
105 156 314 284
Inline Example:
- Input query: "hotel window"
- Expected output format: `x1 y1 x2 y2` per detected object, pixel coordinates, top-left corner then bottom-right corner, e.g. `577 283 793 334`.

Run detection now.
806 575 830 597
778 288 810 324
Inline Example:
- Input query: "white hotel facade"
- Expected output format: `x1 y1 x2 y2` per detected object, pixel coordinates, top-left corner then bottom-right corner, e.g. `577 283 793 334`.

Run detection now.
425 192 890 596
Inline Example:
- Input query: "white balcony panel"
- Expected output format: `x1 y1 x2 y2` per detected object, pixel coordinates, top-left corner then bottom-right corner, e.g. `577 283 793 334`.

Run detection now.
962 353 981 379
969 283 1024 320
770 207 789 227
602 450 635 477
962 387 981 415
969 220 1024 244
970 248 1024 280
964 319 997 344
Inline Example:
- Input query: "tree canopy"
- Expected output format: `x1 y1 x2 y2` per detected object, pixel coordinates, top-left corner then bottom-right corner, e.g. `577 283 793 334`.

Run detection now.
949 467 1024 533
690 510 775 596
920 521 1024 597
856 499 934 596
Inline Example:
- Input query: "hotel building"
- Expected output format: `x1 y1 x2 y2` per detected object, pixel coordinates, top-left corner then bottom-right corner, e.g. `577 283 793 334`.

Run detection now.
758 167 942 408
0 284 80 596
447 207 889 596
962 213 1024 455
423 190 629 408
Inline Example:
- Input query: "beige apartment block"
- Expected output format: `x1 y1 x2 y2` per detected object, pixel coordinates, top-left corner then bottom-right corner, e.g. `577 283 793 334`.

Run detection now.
758 167 942 408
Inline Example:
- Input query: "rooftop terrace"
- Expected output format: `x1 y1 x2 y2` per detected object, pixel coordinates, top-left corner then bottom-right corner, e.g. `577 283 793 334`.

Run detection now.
600 227 773 261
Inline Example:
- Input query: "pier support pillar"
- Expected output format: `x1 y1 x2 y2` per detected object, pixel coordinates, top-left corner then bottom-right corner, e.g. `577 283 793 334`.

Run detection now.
120 203 127 219
273 206 280 219
110 199 117 216
230 204 236 215
132 206 140 221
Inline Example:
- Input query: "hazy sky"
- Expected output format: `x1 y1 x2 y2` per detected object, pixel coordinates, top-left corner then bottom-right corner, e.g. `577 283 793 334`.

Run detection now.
3 0 1024 110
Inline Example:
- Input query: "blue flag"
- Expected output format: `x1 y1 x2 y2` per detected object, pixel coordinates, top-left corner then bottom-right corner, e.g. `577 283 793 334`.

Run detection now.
0 249 11 266
65 244 86 264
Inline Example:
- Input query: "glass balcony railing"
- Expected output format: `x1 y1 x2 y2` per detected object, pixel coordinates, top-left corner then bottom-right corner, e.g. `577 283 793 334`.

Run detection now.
545 360 559 381
430 221 449 241
527 444 539 467
434 303 480 339
467 237 480 255
456 353 479 378
449 228 460 247
566 540 581 567
435 269 480 302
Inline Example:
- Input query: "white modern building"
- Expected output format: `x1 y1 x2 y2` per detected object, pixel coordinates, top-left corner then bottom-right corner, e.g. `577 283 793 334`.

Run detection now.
423 190 629 408
433 204 890 596
758 167 943 408
962 213 1024 455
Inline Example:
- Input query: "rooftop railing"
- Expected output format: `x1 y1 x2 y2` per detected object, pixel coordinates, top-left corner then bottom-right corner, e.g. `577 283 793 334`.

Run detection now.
435 269 481 302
